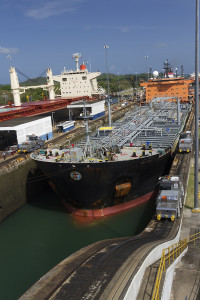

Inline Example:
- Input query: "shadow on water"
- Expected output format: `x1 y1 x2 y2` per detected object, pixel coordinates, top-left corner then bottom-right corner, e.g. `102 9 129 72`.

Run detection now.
26 167 65 213
28 185 65 212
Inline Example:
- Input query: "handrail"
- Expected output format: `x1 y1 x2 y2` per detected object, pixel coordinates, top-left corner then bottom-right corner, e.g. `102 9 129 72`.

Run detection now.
152 231 200 300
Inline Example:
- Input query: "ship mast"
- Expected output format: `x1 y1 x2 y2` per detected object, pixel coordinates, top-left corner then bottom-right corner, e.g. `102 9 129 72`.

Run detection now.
163 59 171 78
82 99 92 157
73 53 81 72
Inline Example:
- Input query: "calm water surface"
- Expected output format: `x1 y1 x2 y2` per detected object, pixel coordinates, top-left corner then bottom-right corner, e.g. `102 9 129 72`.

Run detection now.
0 188 154 300
0 186 155 300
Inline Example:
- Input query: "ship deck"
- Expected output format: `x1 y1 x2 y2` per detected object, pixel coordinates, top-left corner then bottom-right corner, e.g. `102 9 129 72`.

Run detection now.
32 100 191 164
33 146 160 163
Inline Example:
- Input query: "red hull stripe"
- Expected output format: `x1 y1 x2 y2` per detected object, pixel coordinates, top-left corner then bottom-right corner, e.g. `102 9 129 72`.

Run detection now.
63 191 154 218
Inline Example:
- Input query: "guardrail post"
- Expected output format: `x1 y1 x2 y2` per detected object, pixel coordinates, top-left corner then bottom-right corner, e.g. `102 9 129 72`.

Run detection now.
185 238 187 250
163 250 166 272
151 232 200 300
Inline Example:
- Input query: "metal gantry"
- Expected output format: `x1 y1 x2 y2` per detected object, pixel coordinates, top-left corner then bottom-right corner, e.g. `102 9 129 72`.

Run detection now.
91 101 191 151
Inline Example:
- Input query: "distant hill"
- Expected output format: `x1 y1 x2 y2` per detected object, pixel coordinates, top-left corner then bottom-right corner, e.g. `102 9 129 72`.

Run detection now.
20 77 47 86
19 73 146 92
97 73 146 93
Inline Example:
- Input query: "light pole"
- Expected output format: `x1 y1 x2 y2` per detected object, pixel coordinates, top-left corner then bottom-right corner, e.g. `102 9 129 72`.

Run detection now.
194 0 200 211
117 72 120 103
135 72 138 87
104 45 110 97
145 56 148 81
104 45 112 126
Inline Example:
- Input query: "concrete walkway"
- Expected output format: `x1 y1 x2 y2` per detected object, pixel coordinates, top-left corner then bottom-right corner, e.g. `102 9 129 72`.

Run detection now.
170 207 200 300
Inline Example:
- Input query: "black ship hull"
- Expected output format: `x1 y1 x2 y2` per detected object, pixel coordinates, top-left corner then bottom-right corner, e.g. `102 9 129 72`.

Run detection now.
35 150 173 216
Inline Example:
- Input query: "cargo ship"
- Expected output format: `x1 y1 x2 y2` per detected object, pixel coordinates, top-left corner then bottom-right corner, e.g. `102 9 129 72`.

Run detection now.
0 53 105 123
31 98 191 217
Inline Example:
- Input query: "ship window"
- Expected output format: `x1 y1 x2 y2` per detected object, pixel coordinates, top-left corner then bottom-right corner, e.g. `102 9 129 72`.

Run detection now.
62 78 67 81
82 76 87 80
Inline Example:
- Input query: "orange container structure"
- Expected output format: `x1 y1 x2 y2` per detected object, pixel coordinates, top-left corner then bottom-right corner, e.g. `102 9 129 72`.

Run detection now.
140 77 194 103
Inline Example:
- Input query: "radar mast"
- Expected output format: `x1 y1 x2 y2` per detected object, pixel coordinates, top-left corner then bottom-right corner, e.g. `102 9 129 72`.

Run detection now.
73 53 81 71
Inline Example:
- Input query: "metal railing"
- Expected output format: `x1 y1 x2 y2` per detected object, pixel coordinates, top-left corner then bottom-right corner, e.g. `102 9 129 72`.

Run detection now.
152 231 200 300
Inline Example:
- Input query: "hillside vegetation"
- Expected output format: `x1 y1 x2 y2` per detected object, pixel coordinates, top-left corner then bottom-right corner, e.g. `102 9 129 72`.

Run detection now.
97 73 146 93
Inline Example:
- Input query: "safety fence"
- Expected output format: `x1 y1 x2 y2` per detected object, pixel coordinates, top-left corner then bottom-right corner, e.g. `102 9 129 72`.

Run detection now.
152 231 200 300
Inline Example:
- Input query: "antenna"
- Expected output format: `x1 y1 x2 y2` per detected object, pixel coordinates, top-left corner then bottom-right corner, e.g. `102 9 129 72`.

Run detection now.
149 67 152 78
163 59 171 78
175 68 178 78
181 65 184 76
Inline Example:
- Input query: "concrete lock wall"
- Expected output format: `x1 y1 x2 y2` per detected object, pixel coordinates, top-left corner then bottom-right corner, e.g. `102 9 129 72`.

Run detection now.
0 159 39 222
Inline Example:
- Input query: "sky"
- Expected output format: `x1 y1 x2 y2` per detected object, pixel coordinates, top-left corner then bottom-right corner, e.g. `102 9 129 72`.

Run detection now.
0 0 197 84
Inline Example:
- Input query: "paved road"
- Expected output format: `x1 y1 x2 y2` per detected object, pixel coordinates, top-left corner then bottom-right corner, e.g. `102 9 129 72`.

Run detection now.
170 207 200 300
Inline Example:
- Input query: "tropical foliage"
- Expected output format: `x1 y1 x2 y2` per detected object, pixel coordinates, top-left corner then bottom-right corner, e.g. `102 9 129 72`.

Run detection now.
97 73 147 93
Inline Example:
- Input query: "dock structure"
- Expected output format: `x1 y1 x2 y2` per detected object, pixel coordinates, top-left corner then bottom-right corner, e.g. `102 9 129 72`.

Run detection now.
18 147 195 300
18 104 196 300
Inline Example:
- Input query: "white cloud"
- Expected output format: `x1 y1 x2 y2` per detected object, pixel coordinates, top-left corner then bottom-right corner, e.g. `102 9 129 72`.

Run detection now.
156 42 168 48
121 26 130 33
120 26 154 32
0 47 18 54
26 0 85 19
84 25 155 32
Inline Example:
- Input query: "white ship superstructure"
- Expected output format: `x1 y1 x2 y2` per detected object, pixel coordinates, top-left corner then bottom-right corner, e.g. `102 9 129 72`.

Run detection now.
9 53 105 106
52 53 105 98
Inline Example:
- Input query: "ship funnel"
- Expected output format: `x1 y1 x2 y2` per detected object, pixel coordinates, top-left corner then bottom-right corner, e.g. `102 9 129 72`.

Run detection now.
80 63 86 70
9 66 21 106
46 68 55 100
73 53 81 71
